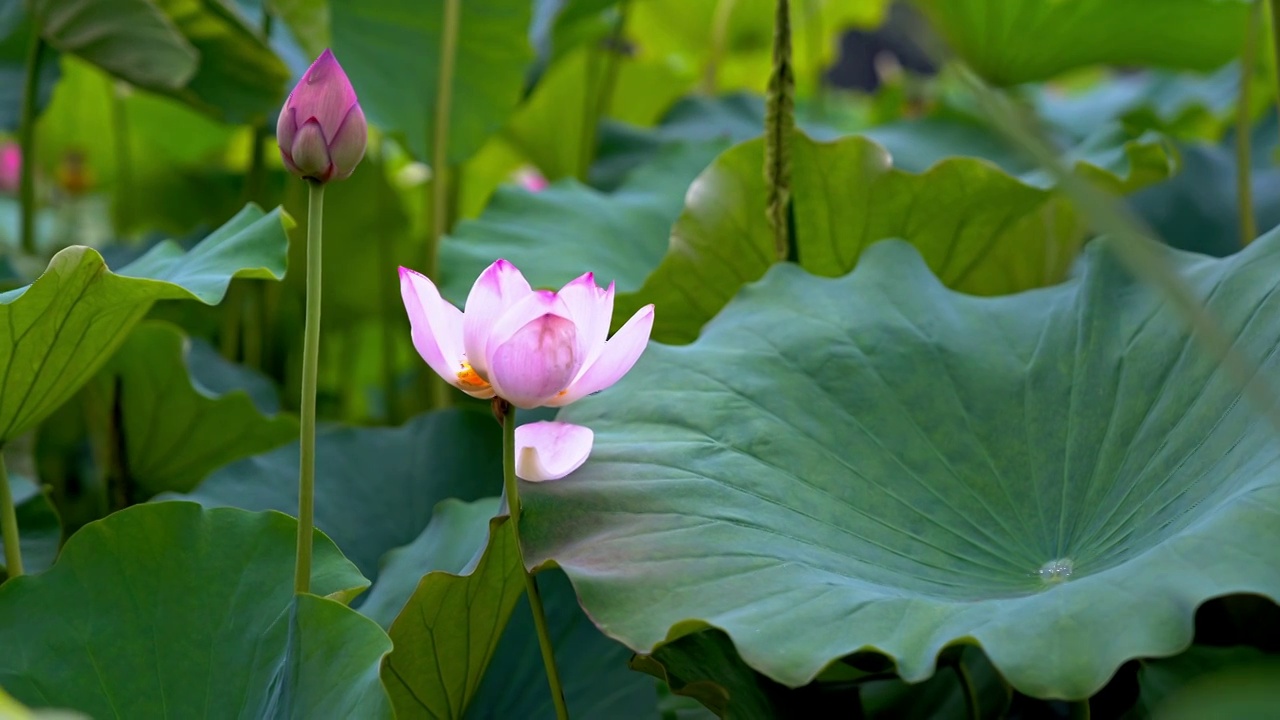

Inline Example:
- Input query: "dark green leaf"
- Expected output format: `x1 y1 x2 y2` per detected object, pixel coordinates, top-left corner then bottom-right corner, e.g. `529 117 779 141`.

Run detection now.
524 232 1280 698
0 205 291 442
97 321 297 498
168 409 503 581
467 568 660 719
0 8 60 132
0 502 391 717
382 515 525 719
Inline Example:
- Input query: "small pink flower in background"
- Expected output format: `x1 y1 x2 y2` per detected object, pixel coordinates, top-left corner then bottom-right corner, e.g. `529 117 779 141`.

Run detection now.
400 259 655 480
515 422 594 481
277 49 367 183
0 143 20 193
514 166 548 192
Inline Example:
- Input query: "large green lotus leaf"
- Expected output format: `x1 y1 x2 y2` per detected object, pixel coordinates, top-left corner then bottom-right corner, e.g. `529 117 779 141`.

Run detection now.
96 321 297 498
0 205 290 442
170 409 503 581
0 475 62 577
331 0 533 164
522 232 1280 699
382 516 524 719
31 0 197 91
438 139 728 306
466 568 660 719
614 132 1083 344
913 0 1250 86
0 502 392 718
360 497 501 629
34 0 288 122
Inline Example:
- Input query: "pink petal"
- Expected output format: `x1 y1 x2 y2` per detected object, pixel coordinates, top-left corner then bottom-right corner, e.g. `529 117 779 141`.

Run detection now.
290 120 333 181
549 304 654 407
290 49 359 141
400 267 492 398
488 313 581 408
327 104 368 181
557 273 614 376
515 421 593 482
464 259 532 381
276 106 297 161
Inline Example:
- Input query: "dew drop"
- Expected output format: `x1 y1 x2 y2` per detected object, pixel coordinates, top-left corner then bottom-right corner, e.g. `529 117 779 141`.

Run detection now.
1038 558 1074 584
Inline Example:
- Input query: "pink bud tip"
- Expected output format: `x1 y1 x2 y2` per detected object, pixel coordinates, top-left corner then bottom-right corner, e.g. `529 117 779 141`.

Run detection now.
277 49 367 184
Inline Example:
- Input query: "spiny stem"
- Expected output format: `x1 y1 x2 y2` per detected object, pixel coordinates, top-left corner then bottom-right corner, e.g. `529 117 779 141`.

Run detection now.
501 404 569 720
18 23 46 256
1238 0 1262 245
764 0 795 262
0 450 22 579
294 180 325 595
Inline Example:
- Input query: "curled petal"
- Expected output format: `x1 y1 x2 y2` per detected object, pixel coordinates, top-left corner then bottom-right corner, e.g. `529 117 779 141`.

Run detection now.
400 267 491 398
464 259 532 380
488 314 581 408
515 421 593 482
549 304 654 407
558 273 614 375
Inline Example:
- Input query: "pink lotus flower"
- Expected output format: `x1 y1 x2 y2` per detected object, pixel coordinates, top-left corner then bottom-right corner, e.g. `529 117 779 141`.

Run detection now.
277 49 367 183
400 260 655 480
514 166 549 192
0 143 20 194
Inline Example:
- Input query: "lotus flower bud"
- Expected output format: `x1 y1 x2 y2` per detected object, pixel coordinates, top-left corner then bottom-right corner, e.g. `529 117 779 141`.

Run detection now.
0 142 20 194
277 49 367 184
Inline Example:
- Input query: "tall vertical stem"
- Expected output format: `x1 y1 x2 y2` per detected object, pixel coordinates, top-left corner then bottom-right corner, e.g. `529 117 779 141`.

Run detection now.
294 180 325 595
428 0 461 282
702 0 738 94
764 0 795 262
502 406 569 720
1268 0 1280 150
0 451 22 578
18 24 46 256
577 0 630 181
1238 0 1262 245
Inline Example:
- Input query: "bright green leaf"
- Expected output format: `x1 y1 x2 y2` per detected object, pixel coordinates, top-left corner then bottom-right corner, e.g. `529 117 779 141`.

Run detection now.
331 0 533 164
438 139 728 306
0 204 291 442
360 497 501 629
95 321 298 498
382 515 525 720
523 232 1280 698
31 0 197 91
169 409 503 581
0 688 87 720
0 502 391 718
913 0 1251 86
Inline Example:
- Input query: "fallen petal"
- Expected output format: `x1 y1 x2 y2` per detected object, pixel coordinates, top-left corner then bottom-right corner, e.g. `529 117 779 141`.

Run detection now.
515 421 594 481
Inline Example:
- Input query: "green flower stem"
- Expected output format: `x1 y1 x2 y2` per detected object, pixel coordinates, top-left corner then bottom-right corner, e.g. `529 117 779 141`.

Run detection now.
18 25 46 256
502 406 569 720
0 450 21 578
294 179 325 595
1237 0 1262 245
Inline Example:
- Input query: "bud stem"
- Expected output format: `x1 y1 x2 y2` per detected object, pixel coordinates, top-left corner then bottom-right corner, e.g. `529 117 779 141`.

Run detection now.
502 408 570 720
295 179 325 595
0 451 22 579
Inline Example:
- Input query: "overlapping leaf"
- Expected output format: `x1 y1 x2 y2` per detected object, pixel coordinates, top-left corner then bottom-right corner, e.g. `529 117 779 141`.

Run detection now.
95 321 297 498
523 231 1280 698
913 0 1251 85
0 204 290 442
0 502 392 718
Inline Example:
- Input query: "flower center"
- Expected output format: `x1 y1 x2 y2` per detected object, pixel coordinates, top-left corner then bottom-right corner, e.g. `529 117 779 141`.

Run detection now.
457 361 491 390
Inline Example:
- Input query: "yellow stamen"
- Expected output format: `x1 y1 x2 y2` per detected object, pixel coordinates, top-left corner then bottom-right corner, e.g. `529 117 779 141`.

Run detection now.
457 361 491 390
